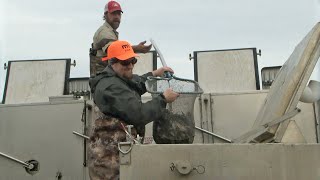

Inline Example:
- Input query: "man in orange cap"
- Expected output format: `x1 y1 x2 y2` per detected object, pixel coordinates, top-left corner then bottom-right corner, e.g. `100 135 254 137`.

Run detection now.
89 0 152 76
88 40 179 179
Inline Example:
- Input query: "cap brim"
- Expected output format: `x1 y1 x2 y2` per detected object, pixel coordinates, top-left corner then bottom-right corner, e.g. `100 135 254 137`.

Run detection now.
101 56 109 61
109 9 123 13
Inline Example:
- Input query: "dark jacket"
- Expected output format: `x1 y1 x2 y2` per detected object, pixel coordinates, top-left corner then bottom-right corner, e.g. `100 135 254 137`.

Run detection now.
89 65 167 127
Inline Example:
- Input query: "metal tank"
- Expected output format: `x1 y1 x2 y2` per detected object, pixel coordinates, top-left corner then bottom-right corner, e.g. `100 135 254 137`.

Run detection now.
1 22 320 180
119 22 320 179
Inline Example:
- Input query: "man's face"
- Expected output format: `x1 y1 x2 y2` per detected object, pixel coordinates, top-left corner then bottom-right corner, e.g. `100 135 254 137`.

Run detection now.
112 58 137 79
106 11 122 29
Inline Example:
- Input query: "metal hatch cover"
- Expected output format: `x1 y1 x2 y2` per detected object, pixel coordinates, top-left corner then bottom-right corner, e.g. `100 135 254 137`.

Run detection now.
2 58 71 104
236 22 320 143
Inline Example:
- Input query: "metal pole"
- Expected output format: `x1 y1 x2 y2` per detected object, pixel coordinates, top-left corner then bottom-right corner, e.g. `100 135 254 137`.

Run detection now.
82 101 88 167
195 126 232 143
150 39 167 67
73 131 90 140
0 152 34 169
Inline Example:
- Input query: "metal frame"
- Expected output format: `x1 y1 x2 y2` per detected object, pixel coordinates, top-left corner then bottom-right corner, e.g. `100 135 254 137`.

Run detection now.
261 65 282 72
2 58 71 104
68 77 90 96
261 65 282 87
150 50 158 70
193 47 260 90
314 101 320 143
69 77 89 81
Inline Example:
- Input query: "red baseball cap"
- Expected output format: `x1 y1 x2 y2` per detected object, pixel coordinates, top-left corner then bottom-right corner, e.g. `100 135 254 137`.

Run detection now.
104 1 123 13
101 41 138 61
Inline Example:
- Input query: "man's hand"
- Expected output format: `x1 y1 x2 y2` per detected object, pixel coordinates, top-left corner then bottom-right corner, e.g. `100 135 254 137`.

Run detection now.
152 66 174 77
132 41 152 53
163 88 179 103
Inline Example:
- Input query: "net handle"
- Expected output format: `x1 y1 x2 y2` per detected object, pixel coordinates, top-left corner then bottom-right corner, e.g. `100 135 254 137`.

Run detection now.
150 39 167 67
150 39 173 78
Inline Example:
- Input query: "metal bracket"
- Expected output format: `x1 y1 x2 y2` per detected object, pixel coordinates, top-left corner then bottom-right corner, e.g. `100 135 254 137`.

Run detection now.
170 160 206 175
118 142 132 165
257 49 262 56
175 160 192 175
56 171 62 180
118 142 133 155
25 160 40 175
189 54 194 61
71 60 76 67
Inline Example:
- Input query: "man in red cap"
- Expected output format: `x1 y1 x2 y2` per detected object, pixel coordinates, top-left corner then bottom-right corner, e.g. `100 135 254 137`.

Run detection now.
90 1 152 76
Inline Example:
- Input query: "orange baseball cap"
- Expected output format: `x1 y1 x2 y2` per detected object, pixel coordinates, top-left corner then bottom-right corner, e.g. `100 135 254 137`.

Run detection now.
101 40 138 61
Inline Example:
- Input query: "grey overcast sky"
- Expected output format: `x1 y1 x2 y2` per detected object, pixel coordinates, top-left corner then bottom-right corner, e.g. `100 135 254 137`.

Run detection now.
0 0 320 101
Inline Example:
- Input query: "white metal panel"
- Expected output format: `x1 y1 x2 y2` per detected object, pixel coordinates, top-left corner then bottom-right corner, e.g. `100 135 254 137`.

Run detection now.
4 60 69 104
196 49 258 93
292 102 318 143
0 101 88 179
133 51 155 75
209 92 268 142
134 52 156 97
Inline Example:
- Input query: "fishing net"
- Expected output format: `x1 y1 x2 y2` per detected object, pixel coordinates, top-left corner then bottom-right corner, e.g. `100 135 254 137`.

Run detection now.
145 76 203 94
146 76 203 144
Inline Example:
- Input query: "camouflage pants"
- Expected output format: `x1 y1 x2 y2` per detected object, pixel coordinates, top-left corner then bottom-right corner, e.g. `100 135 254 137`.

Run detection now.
88 107 137 180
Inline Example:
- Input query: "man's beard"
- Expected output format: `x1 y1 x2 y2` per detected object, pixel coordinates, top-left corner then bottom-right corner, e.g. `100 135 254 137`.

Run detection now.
123 72 133 80
111 21 120 29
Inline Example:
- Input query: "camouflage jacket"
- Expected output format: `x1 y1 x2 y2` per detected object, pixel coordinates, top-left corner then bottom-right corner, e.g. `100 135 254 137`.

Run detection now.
89 66 167 127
